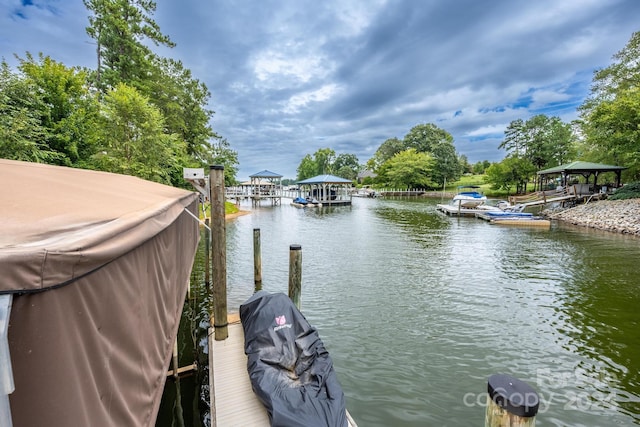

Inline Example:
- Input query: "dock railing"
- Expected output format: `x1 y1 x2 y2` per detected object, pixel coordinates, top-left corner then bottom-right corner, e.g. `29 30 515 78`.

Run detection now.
508 186 578 209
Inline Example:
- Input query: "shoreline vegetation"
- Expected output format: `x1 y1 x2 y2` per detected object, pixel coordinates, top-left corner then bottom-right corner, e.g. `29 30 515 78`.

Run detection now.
220 198 640 236
218 194 640 236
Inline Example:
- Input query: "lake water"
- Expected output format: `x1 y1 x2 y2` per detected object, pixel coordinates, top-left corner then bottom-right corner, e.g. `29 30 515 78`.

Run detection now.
158 196 640 427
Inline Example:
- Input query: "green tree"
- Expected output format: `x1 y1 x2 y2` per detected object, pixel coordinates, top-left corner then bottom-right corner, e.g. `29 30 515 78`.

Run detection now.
0 61 52 162
485 157 535 194
403 123 460 186
368 137 404 171
377 149 435 188
499 115 574 190
84 0 174 92
145 57 217 163
84 0 231 183
525 115 573 170
90 83 184 184
472 160 491 174
313 148 336 175
582 86 640 180
296 154 316 180
430 139 462 185
403 123 453 153
500 119 526 157
17 53 100 166
579 31 640 181
585 31 640 105
209 137 239 186
459 154 472 174
333 153 360 180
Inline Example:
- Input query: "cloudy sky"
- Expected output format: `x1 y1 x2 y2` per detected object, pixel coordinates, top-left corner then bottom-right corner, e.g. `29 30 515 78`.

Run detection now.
1 0 639 179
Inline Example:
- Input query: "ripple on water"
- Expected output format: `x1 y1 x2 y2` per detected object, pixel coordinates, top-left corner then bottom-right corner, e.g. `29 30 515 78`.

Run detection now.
219 198 640 426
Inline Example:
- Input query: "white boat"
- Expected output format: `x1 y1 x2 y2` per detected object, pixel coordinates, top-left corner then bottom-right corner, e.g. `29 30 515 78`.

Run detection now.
451 186 487 208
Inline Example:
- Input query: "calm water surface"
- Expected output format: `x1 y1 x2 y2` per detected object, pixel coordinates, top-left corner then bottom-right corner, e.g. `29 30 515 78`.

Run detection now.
159 196 640 427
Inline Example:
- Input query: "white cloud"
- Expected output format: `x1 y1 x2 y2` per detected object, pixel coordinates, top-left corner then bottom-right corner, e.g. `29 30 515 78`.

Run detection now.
252 50 330 85
465 124 508 138
2 0 639 178
284 84 341 113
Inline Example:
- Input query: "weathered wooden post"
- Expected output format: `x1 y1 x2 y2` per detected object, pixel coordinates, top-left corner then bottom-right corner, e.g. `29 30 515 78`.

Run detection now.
253 228 262 291
210 165 228 341
204 218 210 289
485 374 539 427
288 244 302 309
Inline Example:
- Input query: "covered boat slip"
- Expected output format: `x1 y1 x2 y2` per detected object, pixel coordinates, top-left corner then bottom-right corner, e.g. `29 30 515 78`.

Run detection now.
0 159 200 426
296 174 353 206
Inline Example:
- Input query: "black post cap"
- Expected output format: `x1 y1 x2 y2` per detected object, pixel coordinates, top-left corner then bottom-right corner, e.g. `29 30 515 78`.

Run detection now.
210 165 224 170
289 244 302 250
488 374 539 418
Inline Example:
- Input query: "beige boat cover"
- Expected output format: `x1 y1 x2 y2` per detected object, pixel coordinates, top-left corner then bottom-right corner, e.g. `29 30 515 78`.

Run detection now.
0 159 200 426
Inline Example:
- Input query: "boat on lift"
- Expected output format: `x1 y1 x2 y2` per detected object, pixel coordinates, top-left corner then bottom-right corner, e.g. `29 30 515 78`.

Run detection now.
451 186 487 208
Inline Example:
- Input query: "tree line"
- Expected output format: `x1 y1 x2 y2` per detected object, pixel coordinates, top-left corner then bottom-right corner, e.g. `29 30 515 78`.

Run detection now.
0 0 238 187
2 1 638 193
485 32 640 193
298 31 640 192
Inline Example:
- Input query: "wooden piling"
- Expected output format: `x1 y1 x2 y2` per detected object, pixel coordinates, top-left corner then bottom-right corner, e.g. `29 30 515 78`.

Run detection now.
172 339 179 379
485 374 539 427
288 244 302 309
204 218 210 288
210 165 228 341
253 228 262 291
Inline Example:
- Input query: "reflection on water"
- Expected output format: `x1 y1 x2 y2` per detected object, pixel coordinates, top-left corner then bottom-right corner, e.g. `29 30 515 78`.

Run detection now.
158 197 640 427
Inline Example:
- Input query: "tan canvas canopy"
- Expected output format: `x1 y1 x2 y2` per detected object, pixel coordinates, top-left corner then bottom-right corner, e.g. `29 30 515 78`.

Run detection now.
0 159 200 426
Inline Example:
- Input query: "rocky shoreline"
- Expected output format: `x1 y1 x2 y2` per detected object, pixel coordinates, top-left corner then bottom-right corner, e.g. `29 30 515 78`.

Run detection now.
545 198 640 236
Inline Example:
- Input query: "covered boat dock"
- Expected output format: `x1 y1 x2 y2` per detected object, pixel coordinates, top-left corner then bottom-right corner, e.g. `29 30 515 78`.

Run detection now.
536 161 626 193
296 174 354 206
248 170 283 206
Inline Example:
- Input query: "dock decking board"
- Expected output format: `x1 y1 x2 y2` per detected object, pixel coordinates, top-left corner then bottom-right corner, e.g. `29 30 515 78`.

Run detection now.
209 322 357 427
209 323 270 427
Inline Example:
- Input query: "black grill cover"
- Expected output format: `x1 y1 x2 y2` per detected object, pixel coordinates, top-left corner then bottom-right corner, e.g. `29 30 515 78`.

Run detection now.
240 291 347 427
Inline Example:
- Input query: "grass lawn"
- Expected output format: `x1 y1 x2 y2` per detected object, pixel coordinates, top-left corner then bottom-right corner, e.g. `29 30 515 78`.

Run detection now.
448 174 515 198
199 201 239 220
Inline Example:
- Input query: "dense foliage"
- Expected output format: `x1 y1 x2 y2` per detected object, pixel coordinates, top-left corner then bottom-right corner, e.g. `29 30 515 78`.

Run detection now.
609 182 640 200
366 123 462 189
578 31 640 181
483 114 575 192
0 0 238 187
296 148 361 181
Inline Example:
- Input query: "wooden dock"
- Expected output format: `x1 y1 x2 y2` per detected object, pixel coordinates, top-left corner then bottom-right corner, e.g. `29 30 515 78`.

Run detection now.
508 188 577 209
209 322 270 426
436 203 499 217
475 212 551 228
209 319 358 427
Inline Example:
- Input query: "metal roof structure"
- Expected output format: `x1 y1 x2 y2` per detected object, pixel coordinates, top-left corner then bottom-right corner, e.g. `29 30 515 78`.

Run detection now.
297 174 353 185
249 170 283 178
537 161 626 175
537 161 626 189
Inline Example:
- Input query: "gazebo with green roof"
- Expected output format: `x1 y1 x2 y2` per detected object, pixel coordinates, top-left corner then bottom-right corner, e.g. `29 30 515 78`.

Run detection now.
537 161 626 193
